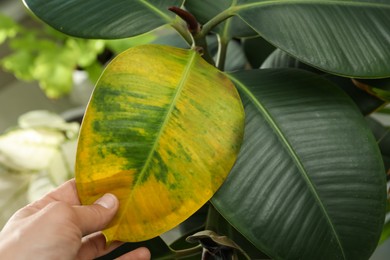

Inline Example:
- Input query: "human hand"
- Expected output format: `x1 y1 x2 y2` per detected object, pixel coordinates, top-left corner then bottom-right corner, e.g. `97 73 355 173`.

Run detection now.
0 179 150 260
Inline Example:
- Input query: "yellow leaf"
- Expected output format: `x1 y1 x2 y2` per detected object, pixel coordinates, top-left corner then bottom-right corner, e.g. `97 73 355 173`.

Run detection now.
75 44 244 242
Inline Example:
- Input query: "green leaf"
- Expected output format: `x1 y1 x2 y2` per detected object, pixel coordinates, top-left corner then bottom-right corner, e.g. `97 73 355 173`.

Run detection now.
232 0 390 77
206 35 248 72
184 0 257 39
1 51 35 81
212 69 387 259
243 36 276 69
206 205 270 259
66 38 105 68
32 52 75 98
105 32 157 54
76 44 244 243
0 14 20 44
262 49 386 115
261 49 322 74
23 0 184 39
151 29 189 49
327 75 385 116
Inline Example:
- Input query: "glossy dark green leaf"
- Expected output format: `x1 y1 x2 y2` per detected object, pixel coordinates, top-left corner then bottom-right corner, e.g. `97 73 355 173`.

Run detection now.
243 37 275 69
261 49 322 74
326 76 385 116
233 0 390 77
23 0 183 38
151 29 189 48
206 205 270 259
184 0 257 39
262 49 385 115
202 35 248 71
212 69 387 259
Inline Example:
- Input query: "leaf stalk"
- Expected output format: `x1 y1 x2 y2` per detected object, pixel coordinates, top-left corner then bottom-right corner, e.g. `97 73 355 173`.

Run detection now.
169 6 215 65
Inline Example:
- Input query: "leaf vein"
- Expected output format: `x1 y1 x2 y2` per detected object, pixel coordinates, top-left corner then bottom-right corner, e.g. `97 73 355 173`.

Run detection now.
228 73 347 259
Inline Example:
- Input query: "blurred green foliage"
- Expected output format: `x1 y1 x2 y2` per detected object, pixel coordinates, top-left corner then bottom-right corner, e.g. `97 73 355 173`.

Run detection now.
0 14 156 98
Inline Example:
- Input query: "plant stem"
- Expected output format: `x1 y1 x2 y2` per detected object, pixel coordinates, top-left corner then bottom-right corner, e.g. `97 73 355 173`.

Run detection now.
169 7 215 65
170 21 193 46
216 35 229 71
173 245 203 259
169 6 236 67
197 7 236 68
205 203 214 229
192 34 215 66
198 7 235 38
215 9 235 71
204 205 252 260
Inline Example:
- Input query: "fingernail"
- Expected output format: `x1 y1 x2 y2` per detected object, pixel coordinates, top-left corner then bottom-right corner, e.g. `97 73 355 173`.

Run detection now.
95 193 117 209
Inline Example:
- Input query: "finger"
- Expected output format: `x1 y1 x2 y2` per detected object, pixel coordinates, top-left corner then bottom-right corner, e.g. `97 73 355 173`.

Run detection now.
18 179 80 217
78 232 150 260
77 232 123 259
116 247 151 260
73 193 119 235
44 178 80 205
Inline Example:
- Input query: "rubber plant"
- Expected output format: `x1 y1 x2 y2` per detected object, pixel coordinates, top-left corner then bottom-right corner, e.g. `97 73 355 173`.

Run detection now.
22 1 390 259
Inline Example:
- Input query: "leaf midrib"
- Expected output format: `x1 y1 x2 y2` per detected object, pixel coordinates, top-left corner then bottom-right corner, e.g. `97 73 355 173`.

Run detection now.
232 0 390 12
227 72 346 259
136 50 197 186
138 0 173 22
108 50 198 240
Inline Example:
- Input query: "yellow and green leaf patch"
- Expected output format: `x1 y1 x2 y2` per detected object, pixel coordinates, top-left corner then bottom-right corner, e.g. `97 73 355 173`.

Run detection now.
75 44 244 243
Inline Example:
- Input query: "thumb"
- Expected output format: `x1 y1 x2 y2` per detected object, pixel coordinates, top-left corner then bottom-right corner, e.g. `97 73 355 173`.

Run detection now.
74 193 119 236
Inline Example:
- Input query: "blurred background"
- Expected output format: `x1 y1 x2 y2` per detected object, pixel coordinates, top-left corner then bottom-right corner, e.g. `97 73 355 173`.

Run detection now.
0 0 81 130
